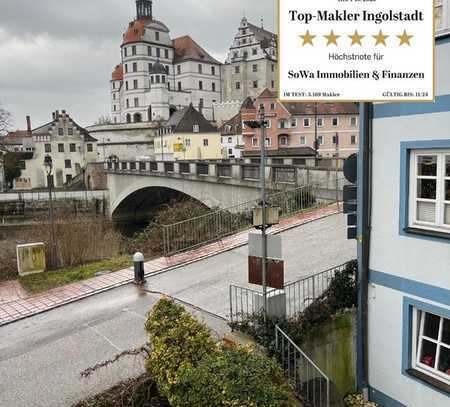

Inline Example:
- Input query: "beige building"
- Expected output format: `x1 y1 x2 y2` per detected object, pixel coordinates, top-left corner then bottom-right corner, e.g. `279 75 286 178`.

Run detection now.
11 111 97 190
154 104 222 161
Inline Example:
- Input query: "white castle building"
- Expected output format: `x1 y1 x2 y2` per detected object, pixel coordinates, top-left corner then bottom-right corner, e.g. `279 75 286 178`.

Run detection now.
111 0 222 124
110 0 278 126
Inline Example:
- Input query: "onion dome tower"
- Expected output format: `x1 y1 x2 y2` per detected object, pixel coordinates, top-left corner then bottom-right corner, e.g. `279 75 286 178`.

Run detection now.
136 0 153 20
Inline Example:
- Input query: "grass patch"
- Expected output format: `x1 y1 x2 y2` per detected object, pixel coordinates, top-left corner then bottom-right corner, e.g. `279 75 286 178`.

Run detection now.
19 256 132 294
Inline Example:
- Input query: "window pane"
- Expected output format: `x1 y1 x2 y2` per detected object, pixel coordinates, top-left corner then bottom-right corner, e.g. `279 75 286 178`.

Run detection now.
446 156 450 177
438 346 449 376
445 205 450 225
417 201 436 223
417 179 436 199
418 155 437 176
443 318 450 345
423 313 440 340
420 339 437 367
446 181 450 201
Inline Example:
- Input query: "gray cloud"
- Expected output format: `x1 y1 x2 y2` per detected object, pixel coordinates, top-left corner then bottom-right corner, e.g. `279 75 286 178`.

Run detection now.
0 0 275 128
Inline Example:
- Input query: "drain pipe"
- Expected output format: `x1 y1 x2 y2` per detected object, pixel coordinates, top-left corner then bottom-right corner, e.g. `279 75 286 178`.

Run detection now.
357 102 373 397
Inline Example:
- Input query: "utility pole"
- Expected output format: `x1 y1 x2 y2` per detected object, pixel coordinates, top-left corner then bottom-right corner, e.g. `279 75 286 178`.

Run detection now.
259 104 268 319
44 155 58 269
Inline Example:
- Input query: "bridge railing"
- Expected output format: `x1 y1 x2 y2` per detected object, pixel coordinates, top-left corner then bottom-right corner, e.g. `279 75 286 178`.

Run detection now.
161 181 336 257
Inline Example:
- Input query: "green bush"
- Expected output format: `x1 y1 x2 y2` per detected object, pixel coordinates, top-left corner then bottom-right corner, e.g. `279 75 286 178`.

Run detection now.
145 298 297 407
344 393 379 407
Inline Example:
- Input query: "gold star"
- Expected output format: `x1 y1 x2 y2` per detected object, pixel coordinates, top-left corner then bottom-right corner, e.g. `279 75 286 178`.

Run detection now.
324 30 340 46
397 30 413 46
373 30 389 46
300 30 316 46
348 30 364 46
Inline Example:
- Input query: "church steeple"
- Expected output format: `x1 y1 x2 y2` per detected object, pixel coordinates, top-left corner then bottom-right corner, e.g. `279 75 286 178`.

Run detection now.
136 0 152 20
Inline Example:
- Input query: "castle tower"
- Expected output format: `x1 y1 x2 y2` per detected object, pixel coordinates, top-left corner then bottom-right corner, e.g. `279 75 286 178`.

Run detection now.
148 61 170 120
136 0 153 20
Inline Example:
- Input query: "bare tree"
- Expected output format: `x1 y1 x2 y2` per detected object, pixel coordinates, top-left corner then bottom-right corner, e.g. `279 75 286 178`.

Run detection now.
95 115 113 125
0 103 12 136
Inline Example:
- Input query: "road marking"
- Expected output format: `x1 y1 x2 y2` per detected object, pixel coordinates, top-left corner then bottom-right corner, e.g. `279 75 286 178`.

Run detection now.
87 324 121 352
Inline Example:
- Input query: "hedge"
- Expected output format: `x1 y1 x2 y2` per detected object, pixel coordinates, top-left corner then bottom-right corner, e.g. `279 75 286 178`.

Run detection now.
145 298 299 407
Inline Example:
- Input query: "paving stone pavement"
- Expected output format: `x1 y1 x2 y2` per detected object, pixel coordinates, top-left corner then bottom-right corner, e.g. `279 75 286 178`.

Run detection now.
0 204 340 326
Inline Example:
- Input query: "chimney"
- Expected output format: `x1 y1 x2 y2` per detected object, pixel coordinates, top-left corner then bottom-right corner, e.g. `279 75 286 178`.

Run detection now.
26 116 31 133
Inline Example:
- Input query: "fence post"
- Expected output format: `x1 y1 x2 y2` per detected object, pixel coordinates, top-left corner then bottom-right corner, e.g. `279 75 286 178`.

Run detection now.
229 286 234 327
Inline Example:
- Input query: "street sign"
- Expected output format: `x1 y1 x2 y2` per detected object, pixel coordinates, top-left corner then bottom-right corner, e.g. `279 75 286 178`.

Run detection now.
249 233 282 259
16 243 46 276
248 256 285 289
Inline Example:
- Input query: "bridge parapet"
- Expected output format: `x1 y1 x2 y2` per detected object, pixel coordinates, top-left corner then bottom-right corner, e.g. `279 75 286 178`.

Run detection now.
105 160 345 192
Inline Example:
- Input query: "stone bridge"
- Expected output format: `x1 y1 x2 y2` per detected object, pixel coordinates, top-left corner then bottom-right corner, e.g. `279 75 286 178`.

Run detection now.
107 160 345 222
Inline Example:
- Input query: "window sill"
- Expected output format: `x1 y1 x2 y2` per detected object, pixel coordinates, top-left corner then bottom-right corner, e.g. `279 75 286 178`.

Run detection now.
406 369 450 394
404 227 450 240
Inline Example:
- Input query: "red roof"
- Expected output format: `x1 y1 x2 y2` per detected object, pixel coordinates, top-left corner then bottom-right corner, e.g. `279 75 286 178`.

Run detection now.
111 64 123 81
172 35 221 65
257 88 277 99
122 19 147 45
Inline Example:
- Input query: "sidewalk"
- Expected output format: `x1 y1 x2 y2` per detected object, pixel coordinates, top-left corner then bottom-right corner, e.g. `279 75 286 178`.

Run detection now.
0 205 340 326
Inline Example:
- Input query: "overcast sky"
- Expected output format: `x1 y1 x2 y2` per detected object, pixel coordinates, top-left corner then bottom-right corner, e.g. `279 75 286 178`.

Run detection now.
0 0 275 129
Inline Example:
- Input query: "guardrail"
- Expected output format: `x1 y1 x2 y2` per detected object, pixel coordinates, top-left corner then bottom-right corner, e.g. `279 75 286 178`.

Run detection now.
0 190 108 202
229 261 354 324
162 182 320 257
275 325 330 407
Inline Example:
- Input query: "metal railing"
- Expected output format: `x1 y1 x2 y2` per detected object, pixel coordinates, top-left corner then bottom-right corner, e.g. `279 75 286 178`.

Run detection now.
162 182 321 257
275 325 330 407
229 261 354 324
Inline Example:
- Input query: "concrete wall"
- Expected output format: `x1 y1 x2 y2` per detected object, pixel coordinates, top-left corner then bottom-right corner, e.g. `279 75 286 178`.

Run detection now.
367 37 450 407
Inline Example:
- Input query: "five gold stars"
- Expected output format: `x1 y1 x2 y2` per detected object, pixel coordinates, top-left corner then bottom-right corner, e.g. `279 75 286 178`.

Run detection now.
397 30 413 46
373 30 389 46
324 30 340 46
300 30 316 46
298 30 414 47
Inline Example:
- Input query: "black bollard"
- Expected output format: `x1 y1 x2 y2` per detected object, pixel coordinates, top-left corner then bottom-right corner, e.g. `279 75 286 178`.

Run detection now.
133 252 145 284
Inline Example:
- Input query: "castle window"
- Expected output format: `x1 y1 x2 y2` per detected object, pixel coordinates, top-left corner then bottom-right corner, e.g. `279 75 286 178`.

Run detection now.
165 49 169 59
156 75 160 84
211 66 216 76
69 143 76 152
199 81 203 90
233 52 238 59
193 125 200 133
351 117 358 127
133 62 137 72
126 99 130 108
203 139 209 147
252 48 257 55
317 118 324 127
212 83 216 92
271 81 275 88
198 64 203 74
270 103 275 110
133 79 138 89
87 144 93 152
147 46 151 56
178 82 182 91
253 80 258 88
68 128 73 136
177 65 181 75
252 64 258 72
65 159 71 169
332 117 339 126
45 144 51 153
125 64 128 73
162 76 166 84
151 76 154 84
351 135 357 145
134 98 139 107
148 63 152 72
236 82 241 90
132 46 136 56
124 48 128 58
58 128 64 136
155 31 160 41
156 48 161 58
235 66 240 74
58 144 64 152
126 81 129 90
243 51 248 59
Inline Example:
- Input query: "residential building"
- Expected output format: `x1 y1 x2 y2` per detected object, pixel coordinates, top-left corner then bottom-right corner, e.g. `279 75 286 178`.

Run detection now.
241 89 359 160
111 0 222 123
219 112 244 159
358 14 450 406
154 104 222 161
8 111 97 190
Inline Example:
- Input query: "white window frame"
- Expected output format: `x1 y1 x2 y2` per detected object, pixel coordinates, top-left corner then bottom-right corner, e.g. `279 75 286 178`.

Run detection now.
318 135 324 145
193 125 200 133
412 308 450 385
278 120 287 129
435 0 450 33
332 117 339 127
279 136 288 146
291 119 297 128
265 138 271 147
317 117 324 127
299 136 306 145
303 118 310 128
409 149 450 234
266 120 272 129
252 138 259 147
350 117 358 127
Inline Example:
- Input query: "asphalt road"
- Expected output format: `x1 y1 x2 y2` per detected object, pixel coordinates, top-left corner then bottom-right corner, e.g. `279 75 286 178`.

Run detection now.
0 213 356 407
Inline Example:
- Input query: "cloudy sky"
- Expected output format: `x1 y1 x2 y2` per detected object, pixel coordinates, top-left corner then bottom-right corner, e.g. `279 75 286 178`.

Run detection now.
0 0 275 129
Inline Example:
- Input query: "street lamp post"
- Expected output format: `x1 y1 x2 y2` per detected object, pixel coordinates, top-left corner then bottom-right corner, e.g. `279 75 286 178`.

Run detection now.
44 155 58 269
